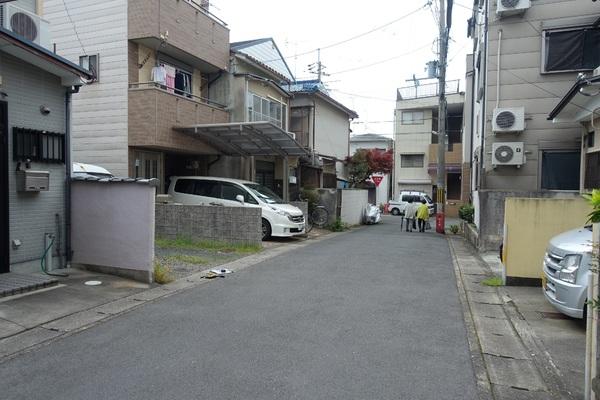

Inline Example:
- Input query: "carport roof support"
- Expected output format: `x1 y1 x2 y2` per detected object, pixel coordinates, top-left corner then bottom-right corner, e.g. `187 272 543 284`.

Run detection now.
175 122 309 157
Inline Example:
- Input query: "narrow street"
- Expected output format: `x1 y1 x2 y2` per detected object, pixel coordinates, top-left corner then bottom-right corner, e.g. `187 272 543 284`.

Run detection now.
0 217 478 400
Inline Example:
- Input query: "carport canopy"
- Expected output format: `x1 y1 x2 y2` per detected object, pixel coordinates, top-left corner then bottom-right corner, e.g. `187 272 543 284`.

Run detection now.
174 122 309 157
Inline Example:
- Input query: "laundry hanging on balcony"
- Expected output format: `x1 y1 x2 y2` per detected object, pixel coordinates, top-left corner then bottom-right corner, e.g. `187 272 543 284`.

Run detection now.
164 65 176 93
151 65 166 86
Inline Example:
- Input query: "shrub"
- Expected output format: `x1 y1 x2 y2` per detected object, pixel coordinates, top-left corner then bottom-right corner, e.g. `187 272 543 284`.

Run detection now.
153 260 174 284
328 218 347 232
449 224 460 234
458 204 475 224
300 188 320 211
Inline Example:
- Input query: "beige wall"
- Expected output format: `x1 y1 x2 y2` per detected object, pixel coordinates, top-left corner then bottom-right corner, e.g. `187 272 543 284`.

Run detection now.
503 197 592 282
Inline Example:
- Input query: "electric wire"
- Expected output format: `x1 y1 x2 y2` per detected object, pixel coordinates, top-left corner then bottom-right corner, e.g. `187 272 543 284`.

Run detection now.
61 0 86 55
261 4 429 64
327 42 434 75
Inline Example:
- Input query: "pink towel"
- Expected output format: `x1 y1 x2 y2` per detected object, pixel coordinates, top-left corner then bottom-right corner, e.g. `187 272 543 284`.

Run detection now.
164 65 176 93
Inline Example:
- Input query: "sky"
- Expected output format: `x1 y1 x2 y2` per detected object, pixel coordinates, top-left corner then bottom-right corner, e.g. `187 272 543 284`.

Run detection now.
210 0 473 138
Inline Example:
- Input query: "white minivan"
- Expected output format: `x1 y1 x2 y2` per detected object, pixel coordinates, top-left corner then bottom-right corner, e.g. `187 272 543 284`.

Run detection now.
168 176 305 240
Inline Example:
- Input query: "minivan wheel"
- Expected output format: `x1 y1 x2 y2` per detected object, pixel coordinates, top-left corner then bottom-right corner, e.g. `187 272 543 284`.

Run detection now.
261 218 272 240
391 208 400 216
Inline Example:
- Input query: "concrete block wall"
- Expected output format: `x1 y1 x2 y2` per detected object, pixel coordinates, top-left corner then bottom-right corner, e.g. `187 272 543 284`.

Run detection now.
156 204 262 246
339 189 369 226
3 53 68 273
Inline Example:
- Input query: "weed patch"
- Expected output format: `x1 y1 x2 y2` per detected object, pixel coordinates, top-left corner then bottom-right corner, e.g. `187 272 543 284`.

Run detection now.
153 260 174 284
156 237 261 254
481 276 503 287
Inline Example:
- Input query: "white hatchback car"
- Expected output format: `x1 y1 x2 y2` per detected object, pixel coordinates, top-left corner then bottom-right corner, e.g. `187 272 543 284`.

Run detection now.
168 176 305 240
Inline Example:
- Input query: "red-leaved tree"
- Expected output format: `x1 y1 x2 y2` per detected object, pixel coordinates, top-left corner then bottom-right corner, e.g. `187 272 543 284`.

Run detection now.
346 149 393 187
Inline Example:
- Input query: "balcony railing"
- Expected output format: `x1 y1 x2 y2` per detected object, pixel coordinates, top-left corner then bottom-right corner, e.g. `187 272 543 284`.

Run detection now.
129 82 226 109
397 80 461 100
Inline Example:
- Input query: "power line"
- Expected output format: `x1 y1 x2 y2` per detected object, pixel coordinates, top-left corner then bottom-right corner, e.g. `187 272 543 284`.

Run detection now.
62 0 86 55
328 42 434 75
261 4 429 64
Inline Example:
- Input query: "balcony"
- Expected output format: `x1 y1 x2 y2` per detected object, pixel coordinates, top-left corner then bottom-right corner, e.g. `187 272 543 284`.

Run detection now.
428 143 463 167
397 80 460 100
128 83 229 153
128 0 229 72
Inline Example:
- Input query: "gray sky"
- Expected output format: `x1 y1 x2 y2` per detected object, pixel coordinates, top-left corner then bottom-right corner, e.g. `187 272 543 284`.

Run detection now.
211 0 472 137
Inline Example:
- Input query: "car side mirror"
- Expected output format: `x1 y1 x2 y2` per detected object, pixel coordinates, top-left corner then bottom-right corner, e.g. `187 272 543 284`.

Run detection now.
235 194 245 204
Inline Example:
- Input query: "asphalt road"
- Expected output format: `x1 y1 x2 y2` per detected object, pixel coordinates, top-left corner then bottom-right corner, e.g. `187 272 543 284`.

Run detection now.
1 216 478 400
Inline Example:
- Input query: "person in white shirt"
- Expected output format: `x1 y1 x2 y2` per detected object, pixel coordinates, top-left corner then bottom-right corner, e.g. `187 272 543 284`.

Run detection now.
404 197 418 232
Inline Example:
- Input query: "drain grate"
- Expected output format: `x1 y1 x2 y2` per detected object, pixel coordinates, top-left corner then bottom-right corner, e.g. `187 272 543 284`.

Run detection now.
539 311 570 320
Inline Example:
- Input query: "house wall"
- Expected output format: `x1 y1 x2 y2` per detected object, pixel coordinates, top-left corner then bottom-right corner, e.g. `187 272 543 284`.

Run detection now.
3 53 68 272
45 0 129 177
314 96 351 164
479 1 598 190
503 197 591 285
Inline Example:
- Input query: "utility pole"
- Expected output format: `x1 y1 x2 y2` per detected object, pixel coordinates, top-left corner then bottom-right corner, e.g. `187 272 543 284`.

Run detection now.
308 49 328 82
436 0 450 234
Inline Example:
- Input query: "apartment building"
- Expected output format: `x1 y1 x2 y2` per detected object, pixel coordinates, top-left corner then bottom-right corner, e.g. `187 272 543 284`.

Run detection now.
464 0 600 249
393 80 466 217
44 0 230 192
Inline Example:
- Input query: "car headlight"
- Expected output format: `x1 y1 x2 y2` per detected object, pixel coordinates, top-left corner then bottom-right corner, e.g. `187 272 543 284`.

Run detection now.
270 207 291 218
558 254 581 284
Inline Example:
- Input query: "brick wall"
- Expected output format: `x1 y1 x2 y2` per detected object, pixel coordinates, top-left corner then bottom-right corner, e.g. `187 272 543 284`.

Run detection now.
156 204 262 246
3 53 68 272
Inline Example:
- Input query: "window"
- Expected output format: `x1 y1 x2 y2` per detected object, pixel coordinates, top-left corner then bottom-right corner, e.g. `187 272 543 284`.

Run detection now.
587 131 595 148
222 182 257 204
542 27 600 73
12 127 64 163
247 93 287 128
79 54 99 81
400 154 424 168
401 111 424 125
541 151 580 190
585 152 600 189
194 180 221 198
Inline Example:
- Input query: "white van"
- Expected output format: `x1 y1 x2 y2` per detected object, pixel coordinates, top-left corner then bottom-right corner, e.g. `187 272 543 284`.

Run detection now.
387 191 435 216
168 176 305 240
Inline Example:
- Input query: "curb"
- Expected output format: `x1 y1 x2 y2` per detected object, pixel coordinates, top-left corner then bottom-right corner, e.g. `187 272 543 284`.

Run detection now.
448 237 495 400
0 228 355 364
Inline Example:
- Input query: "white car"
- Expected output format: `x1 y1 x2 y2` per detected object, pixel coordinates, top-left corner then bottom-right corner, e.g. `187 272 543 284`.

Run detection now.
168 176 305 240
72 162 113 179
387 191 435 216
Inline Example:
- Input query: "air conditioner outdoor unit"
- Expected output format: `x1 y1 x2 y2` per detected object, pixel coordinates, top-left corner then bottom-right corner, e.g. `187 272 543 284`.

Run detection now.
496 0 530 17
492 107 525 133
492 142 525 167
0 4 50 48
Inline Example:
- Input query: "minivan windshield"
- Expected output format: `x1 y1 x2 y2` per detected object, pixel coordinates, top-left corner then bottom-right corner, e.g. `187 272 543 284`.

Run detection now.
245 183 284 204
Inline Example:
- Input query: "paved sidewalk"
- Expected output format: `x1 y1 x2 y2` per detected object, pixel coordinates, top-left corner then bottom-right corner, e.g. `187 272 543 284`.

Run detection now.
0 232 340 363
449 237 574 400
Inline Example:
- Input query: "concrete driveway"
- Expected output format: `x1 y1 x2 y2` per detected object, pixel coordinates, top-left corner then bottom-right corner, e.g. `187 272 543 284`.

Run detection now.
0 216 478 400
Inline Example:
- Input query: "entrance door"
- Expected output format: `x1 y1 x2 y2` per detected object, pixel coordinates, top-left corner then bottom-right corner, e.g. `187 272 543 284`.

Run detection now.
0 102 8 273
255 161 275 191
134 151 164 192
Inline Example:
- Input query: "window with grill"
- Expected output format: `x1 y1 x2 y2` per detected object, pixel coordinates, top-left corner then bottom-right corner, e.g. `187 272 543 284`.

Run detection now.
12 127 65 163
248 93 287 129
401 111 424 125
542 27 600 73
585 151 600 189
400 154 424 168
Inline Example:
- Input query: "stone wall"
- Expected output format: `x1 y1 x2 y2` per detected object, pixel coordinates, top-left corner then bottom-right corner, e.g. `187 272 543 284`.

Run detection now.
339 189 369 226
156 204 262 246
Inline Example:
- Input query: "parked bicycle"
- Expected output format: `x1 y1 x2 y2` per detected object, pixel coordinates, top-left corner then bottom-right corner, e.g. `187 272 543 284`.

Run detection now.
297 191 329 233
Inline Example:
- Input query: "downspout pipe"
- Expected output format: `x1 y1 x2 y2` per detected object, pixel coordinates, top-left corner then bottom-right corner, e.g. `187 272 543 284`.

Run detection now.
64 85 80 266
496 29 502 109
479 0 489 190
